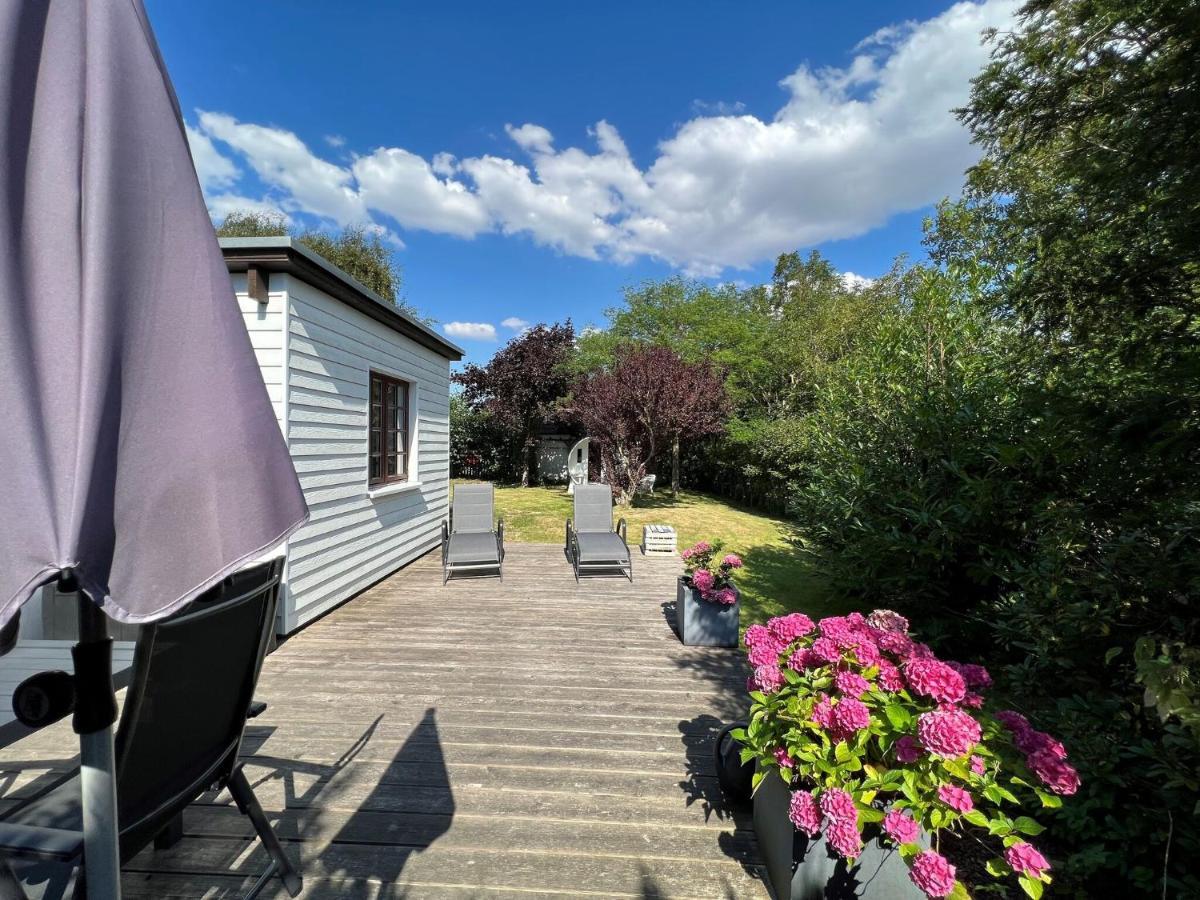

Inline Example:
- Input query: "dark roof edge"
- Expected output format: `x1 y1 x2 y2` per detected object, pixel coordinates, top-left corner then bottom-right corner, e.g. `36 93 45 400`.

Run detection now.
219 237 464 361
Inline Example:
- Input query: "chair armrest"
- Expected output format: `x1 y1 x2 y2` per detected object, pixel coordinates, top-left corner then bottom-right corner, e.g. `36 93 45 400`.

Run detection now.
565 519 573 551
442 519 450 558
497 518 505 553
0 822 84 862
247 699 268 719
617 518 628 546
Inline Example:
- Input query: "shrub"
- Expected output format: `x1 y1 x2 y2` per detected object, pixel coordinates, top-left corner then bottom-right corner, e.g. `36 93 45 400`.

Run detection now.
734 609 1077 900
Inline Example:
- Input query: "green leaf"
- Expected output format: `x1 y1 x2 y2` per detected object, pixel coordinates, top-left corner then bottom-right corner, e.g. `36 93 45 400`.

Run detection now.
897 842 921 863
947 882 972 900
1033 788 1062 809
985 857 1012 877
858 806 885 824
963 809 989 828
1019 875 1044 899
884 704 910 729
1013 816 1045 836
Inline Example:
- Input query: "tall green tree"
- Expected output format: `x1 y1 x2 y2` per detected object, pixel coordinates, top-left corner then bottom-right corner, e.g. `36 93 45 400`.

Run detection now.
918 0 1200 891
215 210 418 318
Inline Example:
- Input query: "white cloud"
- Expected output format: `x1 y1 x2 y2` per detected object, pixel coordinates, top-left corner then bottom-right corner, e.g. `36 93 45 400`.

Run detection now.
203 193 290 225
324 134 346 148
505 123 555 154
353 147 489 238
185 124 239 191
188 0 1015 274
840 271 874 291
444 321 498 340
500 317 530 330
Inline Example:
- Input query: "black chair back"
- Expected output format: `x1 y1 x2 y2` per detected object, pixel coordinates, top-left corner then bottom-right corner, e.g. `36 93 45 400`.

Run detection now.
112 559 281 856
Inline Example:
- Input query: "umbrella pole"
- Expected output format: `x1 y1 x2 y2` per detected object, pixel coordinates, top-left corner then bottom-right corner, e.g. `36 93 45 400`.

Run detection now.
63 571 123 900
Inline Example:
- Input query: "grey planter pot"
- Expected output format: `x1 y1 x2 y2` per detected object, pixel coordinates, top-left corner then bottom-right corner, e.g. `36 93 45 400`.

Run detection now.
753 771 925 900
677 577 739 647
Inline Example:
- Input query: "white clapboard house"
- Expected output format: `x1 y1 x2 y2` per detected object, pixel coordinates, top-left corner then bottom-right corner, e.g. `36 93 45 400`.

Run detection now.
25 237 459 646
221 237 463 634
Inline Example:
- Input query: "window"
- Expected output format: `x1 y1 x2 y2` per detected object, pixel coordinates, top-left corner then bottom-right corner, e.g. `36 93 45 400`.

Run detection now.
368 371 410 487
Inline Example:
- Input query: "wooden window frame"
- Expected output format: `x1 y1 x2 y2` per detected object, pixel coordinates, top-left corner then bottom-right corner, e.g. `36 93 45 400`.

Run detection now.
368 371 411 488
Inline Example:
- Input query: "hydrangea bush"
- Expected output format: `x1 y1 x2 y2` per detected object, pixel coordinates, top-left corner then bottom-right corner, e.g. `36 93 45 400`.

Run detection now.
733 609 1078 899
680 541 742 605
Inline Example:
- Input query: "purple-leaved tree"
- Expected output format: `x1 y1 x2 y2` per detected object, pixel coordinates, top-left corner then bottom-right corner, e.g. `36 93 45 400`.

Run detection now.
572 346 727 504
454 322 575 486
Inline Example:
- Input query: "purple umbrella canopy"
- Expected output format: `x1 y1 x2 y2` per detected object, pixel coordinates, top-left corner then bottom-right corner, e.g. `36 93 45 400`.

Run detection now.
0 0 309 630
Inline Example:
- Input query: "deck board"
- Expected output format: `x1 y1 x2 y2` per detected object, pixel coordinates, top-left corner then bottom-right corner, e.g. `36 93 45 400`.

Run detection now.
0 543 768 898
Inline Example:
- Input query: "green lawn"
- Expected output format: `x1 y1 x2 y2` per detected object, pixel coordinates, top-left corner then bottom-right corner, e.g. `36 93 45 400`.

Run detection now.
458 481 853 629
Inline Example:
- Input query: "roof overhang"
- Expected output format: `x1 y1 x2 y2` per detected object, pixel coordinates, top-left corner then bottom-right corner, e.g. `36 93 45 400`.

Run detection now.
219 237 463 361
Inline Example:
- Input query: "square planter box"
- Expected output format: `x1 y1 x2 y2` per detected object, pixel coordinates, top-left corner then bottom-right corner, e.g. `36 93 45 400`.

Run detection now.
677 577 739 647
754 769 925 900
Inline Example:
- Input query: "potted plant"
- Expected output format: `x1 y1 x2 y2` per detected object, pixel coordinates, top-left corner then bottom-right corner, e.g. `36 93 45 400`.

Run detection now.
733 609 1077 900
676 541 741 647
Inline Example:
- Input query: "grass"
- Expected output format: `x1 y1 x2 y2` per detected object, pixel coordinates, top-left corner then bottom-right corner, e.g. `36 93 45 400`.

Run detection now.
458 481 855 630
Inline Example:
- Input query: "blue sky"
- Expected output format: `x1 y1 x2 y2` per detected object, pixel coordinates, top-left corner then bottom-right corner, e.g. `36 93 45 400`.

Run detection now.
147 0 1015 366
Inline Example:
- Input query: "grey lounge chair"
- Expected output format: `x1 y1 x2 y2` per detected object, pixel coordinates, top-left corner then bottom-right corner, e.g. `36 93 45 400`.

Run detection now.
566 483 632 581
443 483 504 583
0 560 300 900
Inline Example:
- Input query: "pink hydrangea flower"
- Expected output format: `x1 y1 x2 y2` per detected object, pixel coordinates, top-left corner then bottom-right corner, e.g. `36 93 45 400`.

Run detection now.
995 710 1031 736
1028 749 1080 795
773 746 795 769
831 696 871 740
909 850 957 898
917 707 981 758
752 665 785 694
826 819 863 859
818 787 858 824
691 569 715 593
712 587 738 605
895 735 923 764
818 616 860 648
878 632 915 657
747 644 781 668
850 639 881 667
769 613 815 643
961 692 984 709
883 808 920 845
937 784 974 813
958 663 991 689
1005 841 1051 879
721 553 743 569
904 659 967 704
811 693 835 729
788 648 819 671
970 755 986 775
1015 729 1067 759
835 670 871 698
909 642 936 660
877 659 905 692
744 624 772 649
867 609 909 634
811 636 842 663
789 790 822 836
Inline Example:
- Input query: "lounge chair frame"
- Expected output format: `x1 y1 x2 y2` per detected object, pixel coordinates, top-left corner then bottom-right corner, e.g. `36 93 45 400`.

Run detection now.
442 483 504 584
565 484 633 582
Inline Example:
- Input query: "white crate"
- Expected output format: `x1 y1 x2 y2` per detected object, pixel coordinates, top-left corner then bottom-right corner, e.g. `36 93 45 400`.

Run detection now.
642 524 677 556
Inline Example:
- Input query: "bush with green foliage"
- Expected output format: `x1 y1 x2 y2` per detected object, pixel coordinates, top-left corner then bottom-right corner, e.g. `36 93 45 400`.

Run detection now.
215 210 418 318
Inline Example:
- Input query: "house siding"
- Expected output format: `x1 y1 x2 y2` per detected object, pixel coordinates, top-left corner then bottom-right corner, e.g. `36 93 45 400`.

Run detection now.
278 274 450 633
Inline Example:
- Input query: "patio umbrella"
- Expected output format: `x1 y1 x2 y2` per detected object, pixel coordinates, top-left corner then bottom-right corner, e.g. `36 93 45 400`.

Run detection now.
0 1 309 896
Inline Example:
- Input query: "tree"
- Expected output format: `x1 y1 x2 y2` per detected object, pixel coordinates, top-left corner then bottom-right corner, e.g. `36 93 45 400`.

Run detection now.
571 346 727 505
453 323 575 487
215 210 412 316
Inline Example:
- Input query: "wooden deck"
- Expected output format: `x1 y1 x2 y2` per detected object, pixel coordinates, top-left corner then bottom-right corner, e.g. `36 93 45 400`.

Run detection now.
0 544 769 899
